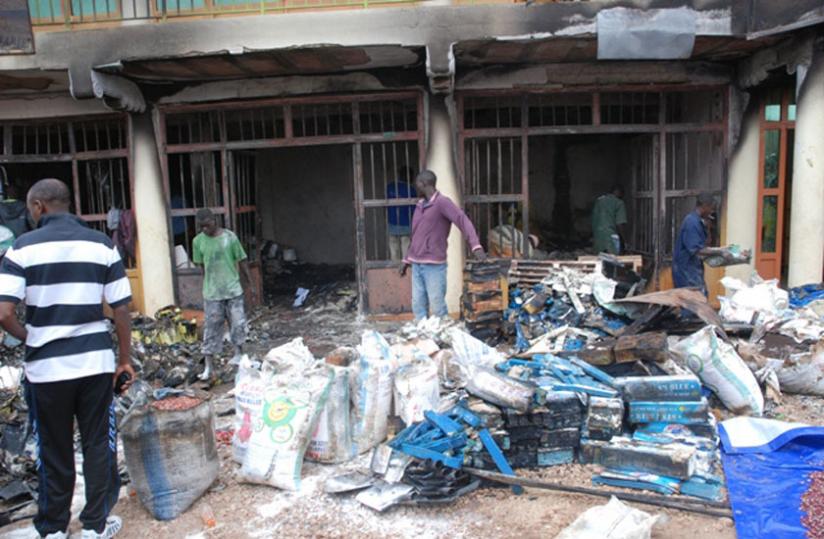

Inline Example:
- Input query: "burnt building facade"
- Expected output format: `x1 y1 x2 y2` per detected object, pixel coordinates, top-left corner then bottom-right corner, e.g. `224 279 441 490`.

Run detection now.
0 0 822 315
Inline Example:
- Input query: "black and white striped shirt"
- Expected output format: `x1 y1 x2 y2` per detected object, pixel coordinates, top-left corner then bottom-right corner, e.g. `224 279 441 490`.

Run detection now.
0 213 132 383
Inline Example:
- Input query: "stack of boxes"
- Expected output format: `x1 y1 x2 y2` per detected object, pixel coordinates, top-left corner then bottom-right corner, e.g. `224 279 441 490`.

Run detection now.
580 374 724 501
501 392 583 467
584 396 624 441
461 261 509 342
467 391 584 470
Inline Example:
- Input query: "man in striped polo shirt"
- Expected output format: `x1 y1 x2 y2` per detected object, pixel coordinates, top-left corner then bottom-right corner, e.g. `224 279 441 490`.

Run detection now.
0 179 134 539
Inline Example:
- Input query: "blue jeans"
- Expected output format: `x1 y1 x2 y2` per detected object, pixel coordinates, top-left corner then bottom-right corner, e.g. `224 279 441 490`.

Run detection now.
411 263 448 320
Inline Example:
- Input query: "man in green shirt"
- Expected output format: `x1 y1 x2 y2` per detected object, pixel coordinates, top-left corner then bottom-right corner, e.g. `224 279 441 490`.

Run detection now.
192 209 255 380
591 185 628 255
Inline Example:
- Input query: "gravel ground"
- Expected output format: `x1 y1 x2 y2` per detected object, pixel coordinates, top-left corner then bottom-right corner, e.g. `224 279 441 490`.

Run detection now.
3 395 818 539
4 393 790 539
1 448 738 539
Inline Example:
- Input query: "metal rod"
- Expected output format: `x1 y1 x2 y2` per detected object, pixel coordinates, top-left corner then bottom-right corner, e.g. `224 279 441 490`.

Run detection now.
464 468 732 517
118 157 127 210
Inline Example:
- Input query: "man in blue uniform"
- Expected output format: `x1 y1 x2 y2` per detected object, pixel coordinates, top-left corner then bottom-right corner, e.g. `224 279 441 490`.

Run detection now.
672 192 723 296
386 166 416 261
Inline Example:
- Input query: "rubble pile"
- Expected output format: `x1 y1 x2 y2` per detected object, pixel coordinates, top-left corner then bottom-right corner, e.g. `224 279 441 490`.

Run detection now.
263 261 357 313
105 260 824 523
506 263 635 355
0 367 36 526
130 307 214 387
314 264 822 514
0 251 822 533
719 276 824 401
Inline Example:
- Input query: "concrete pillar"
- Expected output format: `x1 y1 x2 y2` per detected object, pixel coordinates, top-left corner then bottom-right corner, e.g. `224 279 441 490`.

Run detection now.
131 112 176 314
787 51 824 287
724 106 760 282
426 96 464 315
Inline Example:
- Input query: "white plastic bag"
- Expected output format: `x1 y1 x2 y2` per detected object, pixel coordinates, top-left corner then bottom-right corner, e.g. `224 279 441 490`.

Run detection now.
232 358 271 463
672 326 764 416
449 328 505 369
555 497 661 539
307 364 355 463
264 337 316 371
239 365 333 491
719 276 789 324
351 331 397 455
771 341 824 396
394 354 440 425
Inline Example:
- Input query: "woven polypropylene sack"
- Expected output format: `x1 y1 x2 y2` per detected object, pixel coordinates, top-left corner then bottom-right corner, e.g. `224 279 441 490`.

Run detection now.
121 397 219 521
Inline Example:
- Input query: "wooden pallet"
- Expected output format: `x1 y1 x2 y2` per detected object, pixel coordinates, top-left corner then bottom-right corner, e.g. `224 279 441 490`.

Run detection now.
509 255 643 286
577 255 644 273
509 260 599 285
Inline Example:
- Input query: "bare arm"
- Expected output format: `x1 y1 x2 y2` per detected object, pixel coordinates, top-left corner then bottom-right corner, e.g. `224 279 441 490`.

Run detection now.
0 302 26 342
112 304 135 391
240 260 257 301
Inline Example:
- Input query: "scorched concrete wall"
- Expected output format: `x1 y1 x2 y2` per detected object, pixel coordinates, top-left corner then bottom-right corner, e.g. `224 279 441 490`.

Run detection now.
256 145 357 265
724 105 760 282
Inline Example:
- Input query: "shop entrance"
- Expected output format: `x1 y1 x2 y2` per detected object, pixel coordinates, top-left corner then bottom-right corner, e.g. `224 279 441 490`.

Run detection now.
158 93 424 314
457 89 728 291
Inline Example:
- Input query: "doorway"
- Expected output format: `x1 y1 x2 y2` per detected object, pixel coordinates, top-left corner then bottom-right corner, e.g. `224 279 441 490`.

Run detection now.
755 85 796 284
458 89 728 288
159 93 424 314
256 145 356 307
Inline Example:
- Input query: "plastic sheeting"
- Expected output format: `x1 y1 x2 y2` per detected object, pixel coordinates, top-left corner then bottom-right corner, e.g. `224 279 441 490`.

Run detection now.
597 7 696 60
718 276 790 324
719 417 824 539
790 284 824 309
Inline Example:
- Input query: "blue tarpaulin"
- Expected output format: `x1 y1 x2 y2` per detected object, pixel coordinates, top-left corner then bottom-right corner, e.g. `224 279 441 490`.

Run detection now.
789 283 824 309
719 417 824 538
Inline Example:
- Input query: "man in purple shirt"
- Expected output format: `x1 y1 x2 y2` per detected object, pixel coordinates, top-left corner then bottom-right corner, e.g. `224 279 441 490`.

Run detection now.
399 170 486 320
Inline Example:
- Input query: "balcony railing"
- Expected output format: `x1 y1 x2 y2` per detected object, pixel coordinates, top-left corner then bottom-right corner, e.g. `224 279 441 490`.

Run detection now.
28 0 421 26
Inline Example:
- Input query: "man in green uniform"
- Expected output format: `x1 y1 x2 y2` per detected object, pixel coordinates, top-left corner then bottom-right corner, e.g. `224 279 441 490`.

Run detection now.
192 209 256 380
592 185 628 255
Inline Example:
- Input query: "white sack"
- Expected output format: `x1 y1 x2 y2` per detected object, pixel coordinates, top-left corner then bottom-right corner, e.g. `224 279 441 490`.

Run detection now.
672 326 764 416
555 497 661 539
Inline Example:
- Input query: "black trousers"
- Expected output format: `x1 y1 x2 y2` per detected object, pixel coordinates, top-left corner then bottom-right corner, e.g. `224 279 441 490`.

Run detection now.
24 373 120 536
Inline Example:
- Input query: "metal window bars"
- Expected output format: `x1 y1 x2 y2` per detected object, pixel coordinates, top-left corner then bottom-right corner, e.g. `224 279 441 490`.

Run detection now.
457 88 728 284
158 93 424 312
0 116 136 268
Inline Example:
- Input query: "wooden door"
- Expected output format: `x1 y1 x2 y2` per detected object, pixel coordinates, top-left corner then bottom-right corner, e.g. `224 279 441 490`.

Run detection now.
755 87 796 281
